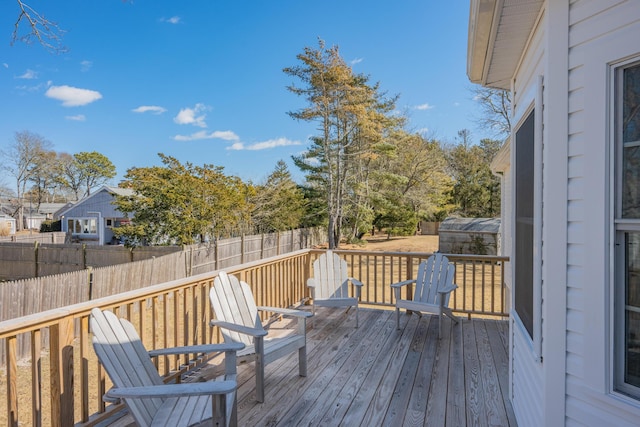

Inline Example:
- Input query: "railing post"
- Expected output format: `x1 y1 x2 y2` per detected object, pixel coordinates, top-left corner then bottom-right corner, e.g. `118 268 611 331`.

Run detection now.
50 317 74 427
7 336 18 427
406 255 413 302
32 330 43 427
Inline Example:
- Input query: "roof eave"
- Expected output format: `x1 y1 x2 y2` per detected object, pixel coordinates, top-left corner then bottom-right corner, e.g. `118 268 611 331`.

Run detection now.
467 0 501 86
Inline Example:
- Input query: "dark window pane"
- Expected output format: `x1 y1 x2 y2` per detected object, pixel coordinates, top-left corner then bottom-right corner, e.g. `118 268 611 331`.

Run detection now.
624 65 640 143
515 109 535 339
622 146 640 218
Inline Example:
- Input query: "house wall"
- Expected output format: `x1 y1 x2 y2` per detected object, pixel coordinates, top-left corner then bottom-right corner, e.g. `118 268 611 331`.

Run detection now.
508 4 546 421
61 189 127 245
562 0 640 425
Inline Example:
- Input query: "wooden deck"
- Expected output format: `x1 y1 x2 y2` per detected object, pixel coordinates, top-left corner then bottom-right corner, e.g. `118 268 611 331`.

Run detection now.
108 306 515 427
206 306 514 427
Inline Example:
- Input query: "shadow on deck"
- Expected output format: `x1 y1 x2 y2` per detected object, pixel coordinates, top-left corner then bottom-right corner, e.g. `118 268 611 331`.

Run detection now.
199 306 515 427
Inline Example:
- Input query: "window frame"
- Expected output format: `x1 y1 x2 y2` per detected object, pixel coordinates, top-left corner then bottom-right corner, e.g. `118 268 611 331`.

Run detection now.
67 217 98 235
612 57 640 399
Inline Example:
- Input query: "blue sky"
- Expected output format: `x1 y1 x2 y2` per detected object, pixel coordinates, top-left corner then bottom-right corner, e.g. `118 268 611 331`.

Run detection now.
0 1 482 185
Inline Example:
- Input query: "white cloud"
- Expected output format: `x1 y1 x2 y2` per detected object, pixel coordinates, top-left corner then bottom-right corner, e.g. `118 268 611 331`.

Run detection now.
160 16 181 24
173 130 240 142
66 114 86 121
17 69 37 79
414 103 434 111
2 63 8 69
416 127 429 135
80 60 93 72
351 58 363 65
132 105 167 114
45 85 102 107
174 103 209 128
227 137 302 151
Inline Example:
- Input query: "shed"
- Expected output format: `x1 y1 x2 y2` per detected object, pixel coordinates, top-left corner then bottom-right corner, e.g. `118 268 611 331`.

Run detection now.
438 217 500 255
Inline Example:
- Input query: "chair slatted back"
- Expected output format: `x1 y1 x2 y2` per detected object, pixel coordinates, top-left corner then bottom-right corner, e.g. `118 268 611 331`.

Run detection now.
413 253 455 305
210 271 265 347
90 308 164 426
312 250 350 299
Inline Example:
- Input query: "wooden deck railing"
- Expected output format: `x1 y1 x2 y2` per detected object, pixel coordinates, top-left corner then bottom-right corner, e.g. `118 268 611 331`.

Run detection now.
0 249 508 427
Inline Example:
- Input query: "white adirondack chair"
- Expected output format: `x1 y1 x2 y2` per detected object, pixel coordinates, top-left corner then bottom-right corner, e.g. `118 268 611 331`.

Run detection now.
209 271 312 403
307 250 364 327
90 307 243 427
390 253 459 338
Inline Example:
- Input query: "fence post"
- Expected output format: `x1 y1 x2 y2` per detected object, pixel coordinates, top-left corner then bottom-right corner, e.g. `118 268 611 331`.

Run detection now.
87 266 94 300
241 234 245 264
214 239 219 270
260 233 265 259
34 241 39 278
277 232 281 255
290 229 294 252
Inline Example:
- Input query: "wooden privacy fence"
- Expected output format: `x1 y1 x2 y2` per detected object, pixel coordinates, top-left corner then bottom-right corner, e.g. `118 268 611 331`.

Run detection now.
0 250 508 427
0 228 324 363
0 228 323 281
0 231 67 244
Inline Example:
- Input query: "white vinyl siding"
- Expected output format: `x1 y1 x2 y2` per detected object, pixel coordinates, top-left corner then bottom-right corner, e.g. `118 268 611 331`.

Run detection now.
508 7 546 427
564 0 640 424
511 321 543 426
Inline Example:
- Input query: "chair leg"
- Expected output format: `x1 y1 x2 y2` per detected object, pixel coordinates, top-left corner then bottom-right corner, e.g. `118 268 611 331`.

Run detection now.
355 304 359 328
299 346 307 377
255 337 265 403
395 307 400 330
212 393 226 426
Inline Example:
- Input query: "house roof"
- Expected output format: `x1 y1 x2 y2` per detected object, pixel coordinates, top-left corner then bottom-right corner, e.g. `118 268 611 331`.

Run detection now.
56 186 134 218
490 137 511 174
440 217 501 233
467 0 544 89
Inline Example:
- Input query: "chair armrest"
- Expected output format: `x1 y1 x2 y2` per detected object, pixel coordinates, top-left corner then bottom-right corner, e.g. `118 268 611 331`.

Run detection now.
106 381 237 400
257 306 313 318
148 342 244 358
438 283 458 294
349 278 364 287
390 279 416 289
210 320 268 337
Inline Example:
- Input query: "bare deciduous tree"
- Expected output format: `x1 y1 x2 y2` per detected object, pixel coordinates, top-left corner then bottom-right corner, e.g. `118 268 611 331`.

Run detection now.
470 85 512 138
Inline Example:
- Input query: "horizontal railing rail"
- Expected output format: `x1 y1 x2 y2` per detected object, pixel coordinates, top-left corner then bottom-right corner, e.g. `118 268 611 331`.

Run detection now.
0 249 508 427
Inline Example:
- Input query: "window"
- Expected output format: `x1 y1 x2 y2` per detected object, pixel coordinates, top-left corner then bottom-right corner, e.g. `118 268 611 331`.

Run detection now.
105 218 114 228
614 60 640 398
67 218 97 235
515 109 535 339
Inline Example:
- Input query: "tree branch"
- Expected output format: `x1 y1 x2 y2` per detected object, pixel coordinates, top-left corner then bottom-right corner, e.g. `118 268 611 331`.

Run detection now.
12 0 67 53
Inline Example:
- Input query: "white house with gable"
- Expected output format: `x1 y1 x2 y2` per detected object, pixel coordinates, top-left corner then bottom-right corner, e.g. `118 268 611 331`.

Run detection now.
58 186 134 245
468 0 640 426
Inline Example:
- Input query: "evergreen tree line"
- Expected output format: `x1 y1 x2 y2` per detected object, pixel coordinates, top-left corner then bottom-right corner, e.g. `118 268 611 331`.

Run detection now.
0 40 504 246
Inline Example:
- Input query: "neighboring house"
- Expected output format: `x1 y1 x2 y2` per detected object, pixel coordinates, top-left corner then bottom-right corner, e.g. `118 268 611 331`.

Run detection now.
58 186 134 245
24 202 68 230
468 1 640 426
